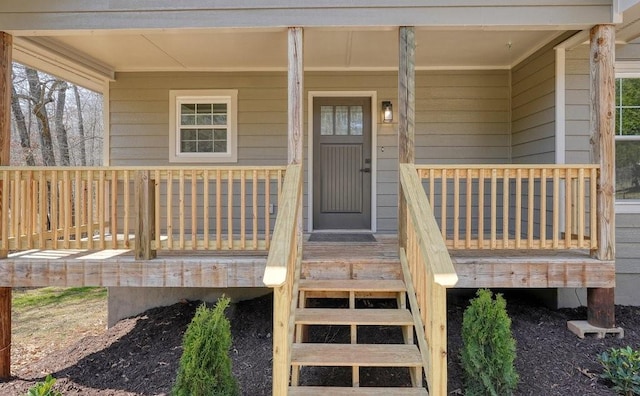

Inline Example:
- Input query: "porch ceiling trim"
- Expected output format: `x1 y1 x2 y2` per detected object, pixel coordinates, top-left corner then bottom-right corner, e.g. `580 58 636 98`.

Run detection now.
12 37 114 93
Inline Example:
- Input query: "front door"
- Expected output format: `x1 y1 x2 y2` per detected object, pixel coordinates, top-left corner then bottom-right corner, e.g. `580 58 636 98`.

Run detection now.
313 97 372 230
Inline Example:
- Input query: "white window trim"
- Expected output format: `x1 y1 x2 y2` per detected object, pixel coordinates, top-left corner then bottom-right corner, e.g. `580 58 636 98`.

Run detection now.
169 89 238 163
614 73 640 212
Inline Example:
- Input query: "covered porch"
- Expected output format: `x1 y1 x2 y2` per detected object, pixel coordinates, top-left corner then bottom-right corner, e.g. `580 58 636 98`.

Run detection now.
0 1 636 393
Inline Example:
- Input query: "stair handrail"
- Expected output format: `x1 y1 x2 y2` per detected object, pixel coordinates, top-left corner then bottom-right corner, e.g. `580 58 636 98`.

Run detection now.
263 163 303 396
399 163 458 396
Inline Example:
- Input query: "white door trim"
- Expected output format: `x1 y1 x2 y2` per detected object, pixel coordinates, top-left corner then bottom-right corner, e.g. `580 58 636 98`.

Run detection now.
307 91 378 232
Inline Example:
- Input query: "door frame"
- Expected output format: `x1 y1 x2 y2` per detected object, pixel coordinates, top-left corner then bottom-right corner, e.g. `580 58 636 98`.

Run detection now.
307 91 378 232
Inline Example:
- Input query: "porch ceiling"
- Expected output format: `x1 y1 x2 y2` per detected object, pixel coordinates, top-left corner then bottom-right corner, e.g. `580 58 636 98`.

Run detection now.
14 28 562 75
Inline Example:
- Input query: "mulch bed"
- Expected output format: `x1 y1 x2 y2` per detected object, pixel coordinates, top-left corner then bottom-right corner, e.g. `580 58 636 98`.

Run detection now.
1 291 638 395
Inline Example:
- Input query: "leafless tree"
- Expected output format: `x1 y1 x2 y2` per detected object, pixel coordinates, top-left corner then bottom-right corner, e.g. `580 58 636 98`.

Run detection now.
10 62 103 166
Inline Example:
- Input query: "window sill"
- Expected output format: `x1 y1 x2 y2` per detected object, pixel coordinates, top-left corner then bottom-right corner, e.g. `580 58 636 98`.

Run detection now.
169 154 237 164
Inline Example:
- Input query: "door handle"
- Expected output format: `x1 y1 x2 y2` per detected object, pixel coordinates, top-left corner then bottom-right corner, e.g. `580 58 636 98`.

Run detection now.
360 168 371 173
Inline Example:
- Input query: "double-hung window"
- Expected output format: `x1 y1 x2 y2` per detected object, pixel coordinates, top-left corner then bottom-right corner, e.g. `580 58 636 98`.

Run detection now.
169 90 238 163
615 78 640 210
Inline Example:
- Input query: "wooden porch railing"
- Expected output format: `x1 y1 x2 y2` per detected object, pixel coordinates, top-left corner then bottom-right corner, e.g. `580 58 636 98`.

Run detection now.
262 163 302 396
416 165 599 250
0 166 286 252
399 163 458 396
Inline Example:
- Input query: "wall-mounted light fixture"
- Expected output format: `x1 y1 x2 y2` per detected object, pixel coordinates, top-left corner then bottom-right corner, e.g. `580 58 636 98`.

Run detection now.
382 101 393 123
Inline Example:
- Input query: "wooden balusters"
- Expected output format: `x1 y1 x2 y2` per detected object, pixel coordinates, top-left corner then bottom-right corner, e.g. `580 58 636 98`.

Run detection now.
416 165 599 250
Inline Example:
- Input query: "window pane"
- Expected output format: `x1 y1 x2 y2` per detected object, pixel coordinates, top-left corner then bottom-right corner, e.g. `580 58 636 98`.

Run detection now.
196 114 212 125
350 106 363 135
616 140 640 199
181 104 195 114
181 141 196 153
620 108 640 136
196 103 213 113
181 129 196 141
214 129 227 140
198 141 213 153
198 129 213 140
320 106 333 135
212 114 227 125
214 141 227 153
213 103 227 113
181 114 196 125
620 79 640 106
335 106 349 135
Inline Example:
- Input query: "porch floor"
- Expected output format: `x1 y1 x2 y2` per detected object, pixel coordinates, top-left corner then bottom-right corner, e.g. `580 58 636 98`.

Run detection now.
0 234 614 289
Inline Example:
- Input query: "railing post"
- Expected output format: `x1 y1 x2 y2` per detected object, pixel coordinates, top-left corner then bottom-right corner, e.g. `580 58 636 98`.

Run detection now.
135 170 156 260
0 31 11 380
588 24 616 328
398 26 416 248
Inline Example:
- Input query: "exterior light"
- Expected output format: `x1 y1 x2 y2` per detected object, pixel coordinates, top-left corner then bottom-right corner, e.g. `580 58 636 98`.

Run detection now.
382 101 393 123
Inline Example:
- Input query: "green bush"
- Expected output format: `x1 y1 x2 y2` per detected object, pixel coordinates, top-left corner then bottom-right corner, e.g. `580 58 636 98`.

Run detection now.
461 289 519 396
172 298 239 396
599 346 640 395
25 374 62 396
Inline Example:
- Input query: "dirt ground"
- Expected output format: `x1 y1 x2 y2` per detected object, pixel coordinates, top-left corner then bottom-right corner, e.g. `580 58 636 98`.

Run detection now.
1 291 639 395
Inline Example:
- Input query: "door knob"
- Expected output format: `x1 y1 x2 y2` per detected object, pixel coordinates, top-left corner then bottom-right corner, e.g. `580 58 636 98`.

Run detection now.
360 168 371 173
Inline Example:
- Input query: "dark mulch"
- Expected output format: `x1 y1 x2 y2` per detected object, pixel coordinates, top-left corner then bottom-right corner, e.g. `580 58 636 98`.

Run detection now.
1 291 639 395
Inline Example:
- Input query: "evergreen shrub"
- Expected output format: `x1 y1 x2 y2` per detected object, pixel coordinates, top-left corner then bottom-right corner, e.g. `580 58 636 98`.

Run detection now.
172 297 239 396
461 289 519 396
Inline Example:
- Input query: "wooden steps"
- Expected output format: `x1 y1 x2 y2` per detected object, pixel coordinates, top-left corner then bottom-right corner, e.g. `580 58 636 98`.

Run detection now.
299 279 407 299
288 386 429 395
299 279 406 293
295 308 413 326
292 344 422 367
291 276 427 392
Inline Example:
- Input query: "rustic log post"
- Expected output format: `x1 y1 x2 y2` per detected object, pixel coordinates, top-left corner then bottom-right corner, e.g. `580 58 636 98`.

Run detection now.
588 24 616 328
0 31 12 380
398 26 416 248
288 26 304 246
135 170 156 260
271 26 304 396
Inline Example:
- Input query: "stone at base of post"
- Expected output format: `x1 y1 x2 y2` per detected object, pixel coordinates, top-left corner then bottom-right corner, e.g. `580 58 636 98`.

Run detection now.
587 287 615 328
568 320 623 339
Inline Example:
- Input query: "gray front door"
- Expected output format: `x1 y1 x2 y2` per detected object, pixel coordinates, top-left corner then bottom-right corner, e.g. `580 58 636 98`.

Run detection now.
313 97 372 230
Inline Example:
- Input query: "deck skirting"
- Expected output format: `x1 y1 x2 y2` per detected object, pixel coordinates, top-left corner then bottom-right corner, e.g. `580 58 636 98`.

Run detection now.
0 251 267 288
452 251 615 288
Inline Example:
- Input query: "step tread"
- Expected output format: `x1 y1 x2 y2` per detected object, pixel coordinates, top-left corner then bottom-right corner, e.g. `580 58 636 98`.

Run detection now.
298 279 406 292
295 308 413 326
288 386 428 396
291 343 422 367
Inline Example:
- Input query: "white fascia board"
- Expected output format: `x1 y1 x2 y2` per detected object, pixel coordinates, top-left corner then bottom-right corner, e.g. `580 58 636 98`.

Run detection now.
13 37 114 93
0 3 621 31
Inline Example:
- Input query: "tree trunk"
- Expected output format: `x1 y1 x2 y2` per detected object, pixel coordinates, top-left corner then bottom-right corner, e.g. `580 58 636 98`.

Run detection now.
25 67 56 166
10 84 35 166
72 85 87 166
54 80 70 166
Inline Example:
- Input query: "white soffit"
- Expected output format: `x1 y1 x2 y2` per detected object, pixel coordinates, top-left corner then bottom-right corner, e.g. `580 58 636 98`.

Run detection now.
16 27 564 73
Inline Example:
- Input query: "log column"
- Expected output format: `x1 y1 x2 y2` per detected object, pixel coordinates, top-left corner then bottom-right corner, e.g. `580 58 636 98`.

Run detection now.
588 24 616 328
0 31 12 379
398 26 415 247
287 26 303 243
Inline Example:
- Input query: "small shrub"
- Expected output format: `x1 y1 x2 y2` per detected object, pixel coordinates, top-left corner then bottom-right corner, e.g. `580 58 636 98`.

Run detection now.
461 289 519 396
172 297 239 396
25 374 62 396
599 346 640 396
